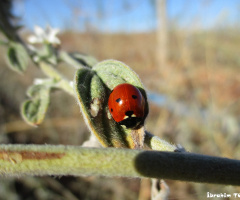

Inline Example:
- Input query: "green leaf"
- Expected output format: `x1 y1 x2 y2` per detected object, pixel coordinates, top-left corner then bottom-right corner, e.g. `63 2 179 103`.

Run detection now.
70 52 98 68
59 51 98 69
74 60 149 148
21 81 53 126
6 42 29 73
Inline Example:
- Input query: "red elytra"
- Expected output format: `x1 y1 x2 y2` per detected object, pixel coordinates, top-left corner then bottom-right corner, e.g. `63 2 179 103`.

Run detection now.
108 83 145 129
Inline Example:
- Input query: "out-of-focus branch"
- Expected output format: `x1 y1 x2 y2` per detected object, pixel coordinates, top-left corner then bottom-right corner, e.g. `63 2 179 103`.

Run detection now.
155 0 168 71
0 0 20 41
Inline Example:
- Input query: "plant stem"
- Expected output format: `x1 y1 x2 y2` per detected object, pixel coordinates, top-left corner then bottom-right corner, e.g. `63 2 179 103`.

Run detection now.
59 51 85 69
38 62 75 96
0 144 240 186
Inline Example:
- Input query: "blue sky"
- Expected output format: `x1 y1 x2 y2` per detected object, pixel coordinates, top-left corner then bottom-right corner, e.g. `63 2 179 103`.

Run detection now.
13 0 240 33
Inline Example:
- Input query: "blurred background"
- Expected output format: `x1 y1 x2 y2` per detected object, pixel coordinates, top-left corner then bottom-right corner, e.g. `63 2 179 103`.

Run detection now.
0 0 240 199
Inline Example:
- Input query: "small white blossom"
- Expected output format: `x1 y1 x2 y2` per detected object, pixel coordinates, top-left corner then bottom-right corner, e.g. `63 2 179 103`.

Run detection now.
33 55 40 63
28 25 61 45
69 81 74 88
33 78 45 85
33 78 53 85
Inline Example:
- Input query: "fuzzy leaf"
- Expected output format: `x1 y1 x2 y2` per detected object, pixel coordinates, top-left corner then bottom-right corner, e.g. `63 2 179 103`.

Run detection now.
59 51 98 69
21 82 53 126
93 59 143 88
74 60 149 148
70 52 98 68
6 42 29 73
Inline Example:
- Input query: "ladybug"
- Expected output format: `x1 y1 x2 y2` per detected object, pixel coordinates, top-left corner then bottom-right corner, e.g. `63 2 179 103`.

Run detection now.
108 83 146 129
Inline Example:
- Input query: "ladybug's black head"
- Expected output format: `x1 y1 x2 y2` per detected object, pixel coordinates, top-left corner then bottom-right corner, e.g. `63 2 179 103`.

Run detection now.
119 115 143 129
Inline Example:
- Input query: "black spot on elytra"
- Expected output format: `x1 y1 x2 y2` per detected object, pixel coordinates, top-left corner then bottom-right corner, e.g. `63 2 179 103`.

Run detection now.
132 95 137 99
111 108 113 112
116 98 121 103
